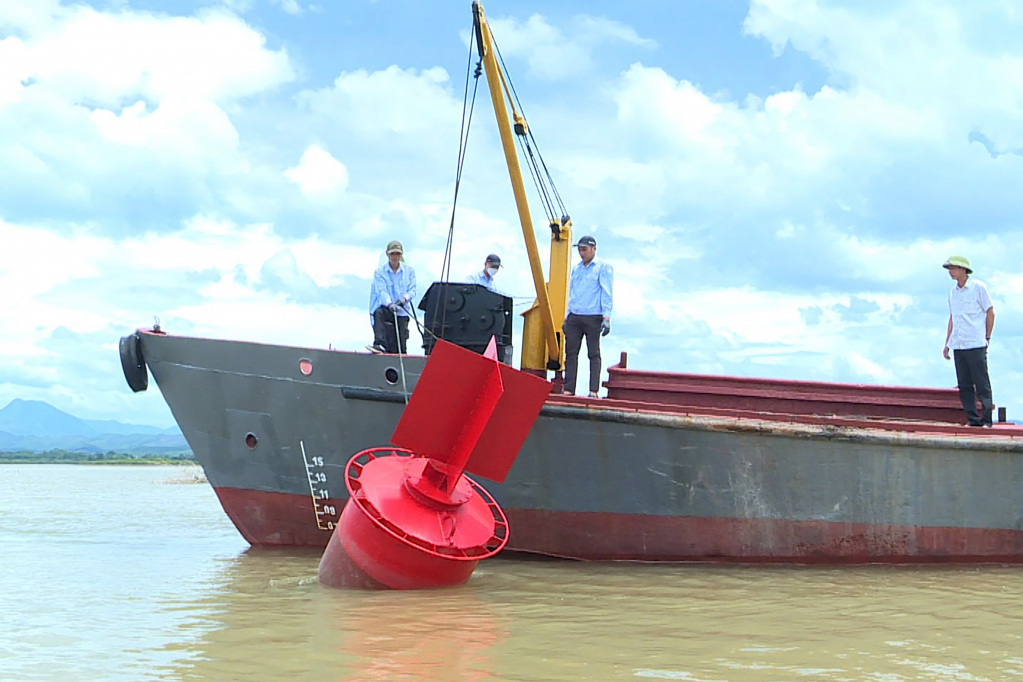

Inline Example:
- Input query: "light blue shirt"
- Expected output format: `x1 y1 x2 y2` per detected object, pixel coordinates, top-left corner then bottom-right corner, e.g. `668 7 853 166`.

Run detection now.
466 270 498 291
567 257 613 318
369 262 416 318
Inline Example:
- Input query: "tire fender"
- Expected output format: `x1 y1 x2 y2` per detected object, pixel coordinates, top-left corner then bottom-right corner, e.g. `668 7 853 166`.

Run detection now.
119 332 149 393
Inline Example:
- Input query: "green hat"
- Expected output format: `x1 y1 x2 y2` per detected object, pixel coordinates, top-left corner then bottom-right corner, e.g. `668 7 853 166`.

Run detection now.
942 255 972 274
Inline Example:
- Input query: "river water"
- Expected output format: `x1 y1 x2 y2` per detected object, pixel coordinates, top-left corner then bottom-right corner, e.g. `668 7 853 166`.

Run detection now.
2 464 1022 681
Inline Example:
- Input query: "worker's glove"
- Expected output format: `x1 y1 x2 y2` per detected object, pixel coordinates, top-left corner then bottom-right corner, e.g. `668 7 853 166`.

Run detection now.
600 319 611 337
387 301 397 311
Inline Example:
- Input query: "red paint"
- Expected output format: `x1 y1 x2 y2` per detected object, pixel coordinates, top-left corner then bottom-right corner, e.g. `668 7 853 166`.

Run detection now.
216 486 1023 563
319 483 479 590
544 394 1023 438
504 509 1023 564
319 340 548 589
604 366 968 424
318 447 509 590
391 338 552 484
392 339 507 487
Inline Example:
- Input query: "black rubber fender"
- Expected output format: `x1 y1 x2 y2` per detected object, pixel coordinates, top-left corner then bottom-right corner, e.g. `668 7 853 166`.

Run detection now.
119 332 149 393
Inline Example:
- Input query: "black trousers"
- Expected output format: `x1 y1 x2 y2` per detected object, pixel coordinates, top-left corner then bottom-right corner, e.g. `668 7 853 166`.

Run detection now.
953 347 993 425
372 306 410 354
564 313 603 394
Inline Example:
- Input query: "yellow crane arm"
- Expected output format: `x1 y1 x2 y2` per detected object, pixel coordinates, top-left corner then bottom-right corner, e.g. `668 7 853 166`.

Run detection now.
472 1 562 366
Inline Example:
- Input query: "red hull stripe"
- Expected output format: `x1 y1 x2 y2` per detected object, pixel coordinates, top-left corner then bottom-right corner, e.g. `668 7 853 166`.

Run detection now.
214 487 1023 564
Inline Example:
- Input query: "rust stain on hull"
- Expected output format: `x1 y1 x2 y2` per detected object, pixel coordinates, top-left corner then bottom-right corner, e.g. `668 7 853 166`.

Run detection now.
214 487 1023 564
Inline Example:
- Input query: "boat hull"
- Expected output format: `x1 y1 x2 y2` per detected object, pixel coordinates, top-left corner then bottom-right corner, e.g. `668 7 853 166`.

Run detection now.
212 486 1023 563
135 331 1023 563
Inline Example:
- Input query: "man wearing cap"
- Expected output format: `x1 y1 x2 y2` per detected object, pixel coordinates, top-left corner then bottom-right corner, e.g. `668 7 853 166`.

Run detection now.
367 240 417 354
467 254 503 291
942 255 996 426
564 235 613 398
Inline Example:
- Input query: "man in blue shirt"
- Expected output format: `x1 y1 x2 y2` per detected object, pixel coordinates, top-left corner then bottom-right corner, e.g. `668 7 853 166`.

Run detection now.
466 254 502 291
564 235 613 397
942 255 995 426
367 240 417 354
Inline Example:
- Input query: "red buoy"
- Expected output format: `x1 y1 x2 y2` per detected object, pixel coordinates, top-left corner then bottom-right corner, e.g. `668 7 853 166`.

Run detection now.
319 338 550 590
318 448 510 589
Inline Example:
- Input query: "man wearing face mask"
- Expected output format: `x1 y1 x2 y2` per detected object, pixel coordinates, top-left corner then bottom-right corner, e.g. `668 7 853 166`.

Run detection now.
467 254 503 291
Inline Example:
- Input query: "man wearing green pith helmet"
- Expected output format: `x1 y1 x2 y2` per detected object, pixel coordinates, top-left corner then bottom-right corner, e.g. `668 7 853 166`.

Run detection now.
367 240 417 354
942 255 996 427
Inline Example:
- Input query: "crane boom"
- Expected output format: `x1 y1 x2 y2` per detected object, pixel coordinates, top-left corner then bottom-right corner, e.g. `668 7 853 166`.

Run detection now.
472 1 563 371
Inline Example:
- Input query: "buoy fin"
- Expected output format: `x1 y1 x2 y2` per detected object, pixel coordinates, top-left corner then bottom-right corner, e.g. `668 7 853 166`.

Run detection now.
391 338 551 483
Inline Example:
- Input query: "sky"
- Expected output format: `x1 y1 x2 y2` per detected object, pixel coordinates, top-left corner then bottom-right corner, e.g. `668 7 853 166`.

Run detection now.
1 0 1022 428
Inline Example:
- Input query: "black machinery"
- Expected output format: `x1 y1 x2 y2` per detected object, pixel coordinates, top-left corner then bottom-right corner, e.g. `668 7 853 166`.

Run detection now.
419 282 513 363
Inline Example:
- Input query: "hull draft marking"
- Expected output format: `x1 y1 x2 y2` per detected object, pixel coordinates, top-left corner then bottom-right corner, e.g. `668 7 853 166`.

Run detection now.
300 440 338 532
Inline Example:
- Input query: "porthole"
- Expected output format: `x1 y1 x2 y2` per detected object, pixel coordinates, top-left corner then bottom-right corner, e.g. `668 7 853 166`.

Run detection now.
245 433 258 449
299 358 313 376
384 368 399 385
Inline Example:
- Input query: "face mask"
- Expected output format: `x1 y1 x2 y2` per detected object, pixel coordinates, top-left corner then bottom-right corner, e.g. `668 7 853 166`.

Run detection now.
486 267 499 277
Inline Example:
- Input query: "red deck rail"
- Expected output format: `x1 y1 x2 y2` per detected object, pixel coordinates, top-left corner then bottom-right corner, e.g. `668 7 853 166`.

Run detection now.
604 354 967 424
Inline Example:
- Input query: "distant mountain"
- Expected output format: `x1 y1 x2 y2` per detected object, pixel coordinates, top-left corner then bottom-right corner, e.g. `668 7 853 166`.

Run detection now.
0 431 191 455
0 399 96 436
74 418 180 437
0 399 187 454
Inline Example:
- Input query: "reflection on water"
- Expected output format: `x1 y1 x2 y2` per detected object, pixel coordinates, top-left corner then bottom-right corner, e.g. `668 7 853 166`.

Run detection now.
161 549 505 682
3 465 1023 681
335 591 503 682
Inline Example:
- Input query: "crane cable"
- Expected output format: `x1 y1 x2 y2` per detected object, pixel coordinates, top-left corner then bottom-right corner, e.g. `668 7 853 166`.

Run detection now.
491 33 570 228
430 24 485 348
428 18 571 357
440 29 484 281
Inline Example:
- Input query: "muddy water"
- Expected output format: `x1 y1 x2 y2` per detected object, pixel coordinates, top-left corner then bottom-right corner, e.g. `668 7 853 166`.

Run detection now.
2 464 1021 681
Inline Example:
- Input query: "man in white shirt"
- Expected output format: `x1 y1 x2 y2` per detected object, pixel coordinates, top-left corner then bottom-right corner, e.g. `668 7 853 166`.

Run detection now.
467 254 502 291
942 255 995 426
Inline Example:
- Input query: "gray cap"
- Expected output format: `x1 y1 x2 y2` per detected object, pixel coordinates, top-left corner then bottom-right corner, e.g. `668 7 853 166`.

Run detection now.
574 235 596 247
485 253 502 267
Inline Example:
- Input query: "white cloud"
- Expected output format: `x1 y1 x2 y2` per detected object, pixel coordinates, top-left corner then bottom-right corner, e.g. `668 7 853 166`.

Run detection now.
285 145 349 197
271 0 304 15
0 37 31 107
14 6 293 106
209 0 253 12
4 0 1023 427
0 213 395 425
91 98 239 156
0 1 61 33
608 64 942 218
486 13 656 80
0 3 298 237
744 0 1023 148
300 66 456 136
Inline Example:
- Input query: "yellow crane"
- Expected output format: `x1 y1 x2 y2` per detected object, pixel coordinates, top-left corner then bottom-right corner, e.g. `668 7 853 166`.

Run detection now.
472 1 572 379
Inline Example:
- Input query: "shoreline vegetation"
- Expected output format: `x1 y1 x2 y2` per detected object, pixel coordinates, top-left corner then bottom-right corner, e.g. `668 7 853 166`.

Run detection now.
0 450 196 465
